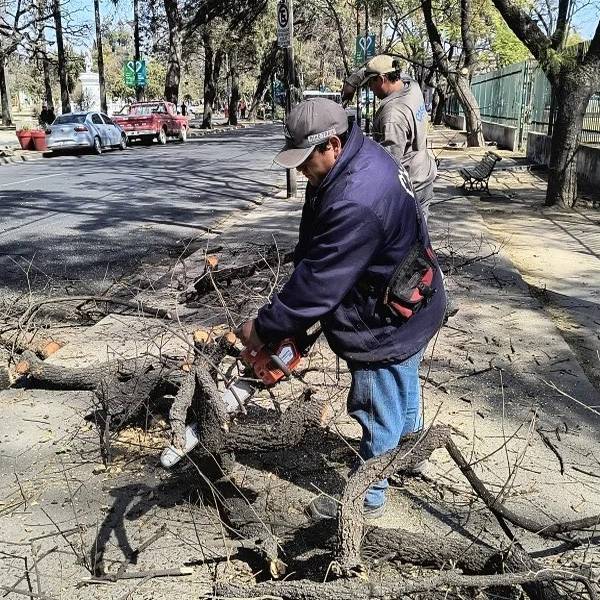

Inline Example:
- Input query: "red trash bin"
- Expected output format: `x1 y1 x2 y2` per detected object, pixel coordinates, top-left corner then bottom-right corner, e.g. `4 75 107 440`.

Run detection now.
30 130 48 152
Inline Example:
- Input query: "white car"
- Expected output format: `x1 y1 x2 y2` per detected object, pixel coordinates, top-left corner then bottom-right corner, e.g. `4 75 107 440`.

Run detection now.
46 111 127 154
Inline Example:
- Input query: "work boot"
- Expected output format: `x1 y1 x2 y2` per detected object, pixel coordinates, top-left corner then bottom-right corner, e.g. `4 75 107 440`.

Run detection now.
306 495 386 521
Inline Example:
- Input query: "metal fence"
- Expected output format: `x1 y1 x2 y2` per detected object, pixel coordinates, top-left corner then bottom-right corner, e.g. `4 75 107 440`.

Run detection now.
447 43 600 148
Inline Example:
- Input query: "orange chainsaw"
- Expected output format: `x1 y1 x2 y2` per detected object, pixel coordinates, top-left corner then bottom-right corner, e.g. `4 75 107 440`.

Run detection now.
161 328 321 468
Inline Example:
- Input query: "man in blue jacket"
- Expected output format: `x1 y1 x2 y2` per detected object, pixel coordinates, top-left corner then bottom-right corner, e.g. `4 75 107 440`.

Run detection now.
237 99 446 518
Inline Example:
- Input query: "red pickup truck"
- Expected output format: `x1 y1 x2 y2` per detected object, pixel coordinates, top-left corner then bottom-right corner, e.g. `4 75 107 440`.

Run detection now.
113 101 189 144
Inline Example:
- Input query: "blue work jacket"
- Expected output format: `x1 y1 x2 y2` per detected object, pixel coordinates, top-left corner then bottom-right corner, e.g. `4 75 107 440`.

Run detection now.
255 123 446 364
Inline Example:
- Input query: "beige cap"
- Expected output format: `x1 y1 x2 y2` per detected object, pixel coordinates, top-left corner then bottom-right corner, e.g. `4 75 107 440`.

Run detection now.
361 55 400 84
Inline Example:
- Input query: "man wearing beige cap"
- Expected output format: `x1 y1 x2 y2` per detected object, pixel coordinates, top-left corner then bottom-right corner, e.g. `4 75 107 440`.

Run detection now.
342 55 437 221
236 98 446 519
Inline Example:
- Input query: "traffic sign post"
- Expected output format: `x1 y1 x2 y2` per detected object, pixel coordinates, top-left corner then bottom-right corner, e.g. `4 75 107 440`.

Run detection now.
123 60 147 87
277 0 296 198
354 34 376 65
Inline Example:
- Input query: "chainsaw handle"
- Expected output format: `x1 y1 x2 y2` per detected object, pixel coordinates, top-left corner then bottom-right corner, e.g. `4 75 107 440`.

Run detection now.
270 353 291 377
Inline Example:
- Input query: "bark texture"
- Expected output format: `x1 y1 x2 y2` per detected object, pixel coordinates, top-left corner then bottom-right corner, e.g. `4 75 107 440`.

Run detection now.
93 0 107 113
422 0 485 146
490 0 600 207
53 0 70 114
163 0 182 104
0 56 13 126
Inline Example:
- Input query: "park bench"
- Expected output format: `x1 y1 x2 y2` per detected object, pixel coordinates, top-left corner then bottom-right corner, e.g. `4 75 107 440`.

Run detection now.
459 151 502 194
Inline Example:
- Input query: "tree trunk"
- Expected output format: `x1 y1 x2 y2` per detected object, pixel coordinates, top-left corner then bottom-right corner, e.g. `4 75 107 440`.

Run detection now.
545 72 591 208
248 41 278 119
227 51 239 126
201 29 214 128
454 74 485 146
53 0 70 114
37 0 54 112
93 0 107 113
43 56 54 110
163 0 182 105
133 0 142 101
0 56 14 126
421 0 485 147
432 85 446 125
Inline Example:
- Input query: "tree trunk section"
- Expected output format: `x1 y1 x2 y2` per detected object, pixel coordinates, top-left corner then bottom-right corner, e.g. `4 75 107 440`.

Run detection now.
227 51 239 126
163 0 182 105
201 29 214 128
454 75 485 146
93 0 107 113
53 0 70 114
0 56 13 126
432 85 446 125
248 41 278 119
545 73 591 208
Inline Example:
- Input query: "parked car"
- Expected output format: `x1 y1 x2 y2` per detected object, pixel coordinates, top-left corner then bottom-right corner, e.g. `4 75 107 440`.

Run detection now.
112 101 189 144
46 112 127 154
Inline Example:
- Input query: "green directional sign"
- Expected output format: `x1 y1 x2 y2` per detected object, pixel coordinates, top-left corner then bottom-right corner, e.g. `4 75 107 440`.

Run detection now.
124 60 147 87
355 34 376 65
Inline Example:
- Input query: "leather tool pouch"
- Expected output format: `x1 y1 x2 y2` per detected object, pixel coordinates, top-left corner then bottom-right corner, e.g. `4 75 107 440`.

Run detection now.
384 243 437 319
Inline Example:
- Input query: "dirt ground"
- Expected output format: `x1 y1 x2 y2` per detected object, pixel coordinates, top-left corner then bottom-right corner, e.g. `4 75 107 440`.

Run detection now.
1 127 599 599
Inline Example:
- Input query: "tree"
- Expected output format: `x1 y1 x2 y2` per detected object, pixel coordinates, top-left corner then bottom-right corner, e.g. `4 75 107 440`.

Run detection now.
53 0 70 113
93 0 107 112
490 0 600 207
422 0 486 146
163 0 181 103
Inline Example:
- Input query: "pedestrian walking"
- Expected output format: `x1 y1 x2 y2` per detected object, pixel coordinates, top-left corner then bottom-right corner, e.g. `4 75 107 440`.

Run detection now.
235 99 446 520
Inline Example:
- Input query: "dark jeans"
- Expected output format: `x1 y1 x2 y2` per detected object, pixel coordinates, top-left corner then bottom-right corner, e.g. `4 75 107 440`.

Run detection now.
347 349 424 508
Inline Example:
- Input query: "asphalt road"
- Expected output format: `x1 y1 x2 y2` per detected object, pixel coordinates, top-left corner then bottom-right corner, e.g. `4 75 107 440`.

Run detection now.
0 124 286 296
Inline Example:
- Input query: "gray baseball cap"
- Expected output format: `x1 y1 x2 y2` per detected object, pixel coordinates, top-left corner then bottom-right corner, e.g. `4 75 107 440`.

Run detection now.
274 98 348 169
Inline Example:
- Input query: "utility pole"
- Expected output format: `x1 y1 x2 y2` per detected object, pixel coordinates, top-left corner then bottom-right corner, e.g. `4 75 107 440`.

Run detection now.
277 0 296 198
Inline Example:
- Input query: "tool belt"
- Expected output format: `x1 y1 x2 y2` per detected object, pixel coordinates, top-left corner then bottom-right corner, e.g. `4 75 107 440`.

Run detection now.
383 242 437 319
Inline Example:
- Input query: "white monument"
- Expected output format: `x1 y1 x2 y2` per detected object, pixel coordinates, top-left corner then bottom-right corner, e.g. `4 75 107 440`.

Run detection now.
77 51 101 111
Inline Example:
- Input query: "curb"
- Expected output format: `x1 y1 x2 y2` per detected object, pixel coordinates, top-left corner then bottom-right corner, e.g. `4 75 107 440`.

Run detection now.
0 151 44 166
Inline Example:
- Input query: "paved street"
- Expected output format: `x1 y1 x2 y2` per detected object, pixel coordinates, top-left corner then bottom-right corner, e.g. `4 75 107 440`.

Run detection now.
0 123 286 296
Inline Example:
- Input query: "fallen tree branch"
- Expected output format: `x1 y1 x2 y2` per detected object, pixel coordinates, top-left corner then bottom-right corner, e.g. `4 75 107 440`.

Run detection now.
215 568 593 600
335 425 451 576
446 438 600 537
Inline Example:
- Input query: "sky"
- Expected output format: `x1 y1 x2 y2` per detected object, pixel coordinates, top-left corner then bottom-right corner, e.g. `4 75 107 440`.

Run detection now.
69 0 598 55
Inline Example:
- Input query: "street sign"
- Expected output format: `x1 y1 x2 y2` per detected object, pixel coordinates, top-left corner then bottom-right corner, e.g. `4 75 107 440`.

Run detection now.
355 34 376 65
124 60 147 87
277 0 293 48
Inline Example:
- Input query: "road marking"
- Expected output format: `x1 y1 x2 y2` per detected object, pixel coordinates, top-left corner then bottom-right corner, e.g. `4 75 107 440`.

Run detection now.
0 172 66 188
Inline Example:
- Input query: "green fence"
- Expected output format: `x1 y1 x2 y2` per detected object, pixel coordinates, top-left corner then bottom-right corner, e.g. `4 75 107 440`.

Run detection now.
447 44 600 148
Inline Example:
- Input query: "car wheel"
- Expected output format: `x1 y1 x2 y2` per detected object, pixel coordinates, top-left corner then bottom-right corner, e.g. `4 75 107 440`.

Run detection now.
93 136 102 155
119 134 127 150
157 128 167 145
178 127 187 143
